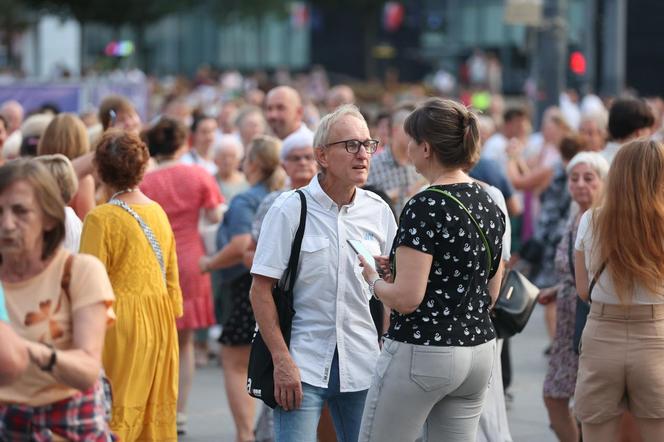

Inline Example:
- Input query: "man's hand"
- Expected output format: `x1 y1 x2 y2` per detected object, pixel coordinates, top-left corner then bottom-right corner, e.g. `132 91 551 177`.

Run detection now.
273 352 302 411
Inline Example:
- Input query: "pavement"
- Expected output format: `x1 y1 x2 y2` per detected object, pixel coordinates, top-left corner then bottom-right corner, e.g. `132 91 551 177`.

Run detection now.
181 305 558 442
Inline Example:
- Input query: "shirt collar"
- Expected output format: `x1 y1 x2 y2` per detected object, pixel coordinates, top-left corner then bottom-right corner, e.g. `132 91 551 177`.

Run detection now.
307 174 361 211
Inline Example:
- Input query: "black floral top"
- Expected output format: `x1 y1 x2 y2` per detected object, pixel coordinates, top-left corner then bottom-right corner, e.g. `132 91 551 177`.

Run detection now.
385 183 505 346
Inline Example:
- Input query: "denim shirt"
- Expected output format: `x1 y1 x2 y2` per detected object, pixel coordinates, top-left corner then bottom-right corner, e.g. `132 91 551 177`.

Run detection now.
216 182 270 282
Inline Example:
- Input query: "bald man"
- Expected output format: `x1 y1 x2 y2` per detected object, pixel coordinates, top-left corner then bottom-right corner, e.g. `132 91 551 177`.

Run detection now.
0 100 24 134
265 86 312 140
325 85 355 113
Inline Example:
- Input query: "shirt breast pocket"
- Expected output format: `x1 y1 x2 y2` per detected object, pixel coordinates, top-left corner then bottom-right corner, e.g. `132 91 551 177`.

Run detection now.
299 236 330 284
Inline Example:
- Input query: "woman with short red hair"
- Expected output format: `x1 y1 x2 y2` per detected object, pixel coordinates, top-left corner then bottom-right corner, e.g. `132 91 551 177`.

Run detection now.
80 130 182 441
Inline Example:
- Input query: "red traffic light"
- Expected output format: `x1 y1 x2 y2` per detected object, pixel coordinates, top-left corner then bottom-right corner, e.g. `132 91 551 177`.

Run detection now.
569 51 586 75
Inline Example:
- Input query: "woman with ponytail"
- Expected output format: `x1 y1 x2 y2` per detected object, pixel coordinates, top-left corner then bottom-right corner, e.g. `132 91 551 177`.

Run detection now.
357 98 506 441
140 117 224 435
200 135 285 442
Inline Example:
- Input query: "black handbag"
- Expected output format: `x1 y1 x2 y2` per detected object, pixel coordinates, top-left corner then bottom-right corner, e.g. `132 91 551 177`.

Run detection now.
247 190 306 409
491 269 540 338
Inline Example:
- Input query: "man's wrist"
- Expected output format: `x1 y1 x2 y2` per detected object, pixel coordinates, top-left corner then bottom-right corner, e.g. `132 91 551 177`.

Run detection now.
271 350 292 365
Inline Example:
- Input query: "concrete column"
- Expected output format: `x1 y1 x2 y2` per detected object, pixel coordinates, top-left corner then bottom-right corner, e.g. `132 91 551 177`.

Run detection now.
600 0 626 96
535 0 568 129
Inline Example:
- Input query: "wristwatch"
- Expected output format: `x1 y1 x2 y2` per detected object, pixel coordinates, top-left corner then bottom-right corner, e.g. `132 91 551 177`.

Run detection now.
38 343 57 372
368 276 382 300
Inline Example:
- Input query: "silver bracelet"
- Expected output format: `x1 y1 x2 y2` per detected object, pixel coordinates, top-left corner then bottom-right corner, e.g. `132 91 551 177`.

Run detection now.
368 276 382 300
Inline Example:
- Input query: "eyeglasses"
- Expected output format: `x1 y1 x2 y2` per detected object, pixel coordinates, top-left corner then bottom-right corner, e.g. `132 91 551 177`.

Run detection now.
325 139 379 154
285 154 315 163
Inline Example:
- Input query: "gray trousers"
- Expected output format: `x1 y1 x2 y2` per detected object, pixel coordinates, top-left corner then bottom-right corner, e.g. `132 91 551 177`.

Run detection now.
359 338 496 442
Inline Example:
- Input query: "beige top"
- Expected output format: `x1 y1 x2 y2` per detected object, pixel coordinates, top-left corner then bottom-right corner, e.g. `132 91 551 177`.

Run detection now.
0 248 115 406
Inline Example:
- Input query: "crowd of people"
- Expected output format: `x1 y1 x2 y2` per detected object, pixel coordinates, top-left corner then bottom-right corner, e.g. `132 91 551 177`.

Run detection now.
0 65 663 442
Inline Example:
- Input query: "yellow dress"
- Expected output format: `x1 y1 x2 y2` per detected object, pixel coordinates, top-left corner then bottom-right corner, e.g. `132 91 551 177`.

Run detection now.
80 202 183 442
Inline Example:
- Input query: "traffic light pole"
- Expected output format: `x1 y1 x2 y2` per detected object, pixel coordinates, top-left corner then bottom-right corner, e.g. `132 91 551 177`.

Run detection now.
534 0 567 130
600 0 626 96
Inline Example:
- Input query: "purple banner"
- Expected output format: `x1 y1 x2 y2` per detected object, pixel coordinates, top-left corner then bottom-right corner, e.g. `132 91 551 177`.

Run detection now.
0 84 80 114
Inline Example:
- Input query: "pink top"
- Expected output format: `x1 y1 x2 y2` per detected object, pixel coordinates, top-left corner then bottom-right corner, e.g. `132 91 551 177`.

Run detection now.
141 164 223 329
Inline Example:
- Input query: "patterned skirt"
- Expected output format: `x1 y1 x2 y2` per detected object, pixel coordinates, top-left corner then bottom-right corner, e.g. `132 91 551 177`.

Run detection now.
0 378 116 441
219 272 256 346
543 289 580 399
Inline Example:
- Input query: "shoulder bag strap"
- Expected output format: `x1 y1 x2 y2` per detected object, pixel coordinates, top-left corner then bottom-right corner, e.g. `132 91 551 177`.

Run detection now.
110 199 166 285
426 188 492 273
588 262 606 302
280 190 307 292
567 230 576 280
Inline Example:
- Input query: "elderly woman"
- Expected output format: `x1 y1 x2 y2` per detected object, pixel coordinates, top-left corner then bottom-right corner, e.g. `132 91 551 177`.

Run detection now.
540 152 609 442
214 135 249 202
579 112 608 152
235 105 267 152
574 140 664 441
200 135 285 442
357 98 506 441
80 130 182 441
0 159 116 440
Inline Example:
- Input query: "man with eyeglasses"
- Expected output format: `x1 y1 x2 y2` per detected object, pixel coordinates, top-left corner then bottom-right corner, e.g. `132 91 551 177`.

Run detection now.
250 105 397 442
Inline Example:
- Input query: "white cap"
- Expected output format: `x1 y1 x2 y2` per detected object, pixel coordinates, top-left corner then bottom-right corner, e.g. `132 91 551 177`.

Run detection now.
281 125 314 160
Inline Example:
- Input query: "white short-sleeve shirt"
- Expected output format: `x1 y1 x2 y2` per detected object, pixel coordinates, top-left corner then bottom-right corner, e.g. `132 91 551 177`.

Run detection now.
64 206 82 253
575 209 664 304
180 150 218 176
482 185 511 262
251 175 397 392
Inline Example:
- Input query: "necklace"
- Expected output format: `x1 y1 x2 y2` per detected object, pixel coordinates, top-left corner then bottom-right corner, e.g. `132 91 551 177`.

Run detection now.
109 188 137 201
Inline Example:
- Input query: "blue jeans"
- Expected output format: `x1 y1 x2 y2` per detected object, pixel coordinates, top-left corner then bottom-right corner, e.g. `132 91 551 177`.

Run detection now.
274 350 368 442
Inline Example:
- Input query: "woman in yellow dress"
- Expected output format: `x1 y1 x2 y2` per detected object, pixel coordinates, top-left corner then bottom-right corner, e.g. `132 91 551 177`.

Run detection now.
80 129 182 441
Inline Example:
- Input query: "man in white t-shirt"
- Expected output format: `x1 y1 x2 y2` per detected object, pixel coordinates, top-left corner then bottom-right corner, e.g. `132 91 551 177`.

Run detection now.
602 97 655 164
481 107 530 172
250 105 397 442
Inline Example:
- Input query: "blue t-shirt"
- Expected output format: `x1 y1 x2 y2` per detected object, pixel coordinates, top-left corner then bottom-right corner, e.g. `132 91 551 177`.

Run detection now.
0 285 8 322
216 182 270 282
469 157 514 201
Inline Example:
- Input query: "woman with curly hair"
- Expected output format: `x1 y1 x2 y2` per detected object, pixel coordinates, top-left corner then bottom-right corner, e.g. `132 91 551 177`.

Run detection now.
80 130 182 441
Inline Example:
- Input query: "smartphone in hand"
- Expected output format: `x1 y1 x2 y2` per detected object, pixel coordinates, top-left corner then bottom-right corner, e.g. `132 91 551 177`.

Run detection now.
347 239 378 271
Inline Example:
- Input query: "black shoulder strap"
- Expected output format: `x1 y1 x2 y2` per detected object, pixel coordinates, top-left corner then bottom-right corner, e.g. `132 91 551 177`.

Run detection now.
281 190 307 292
588 262 606 302
567 230 576 280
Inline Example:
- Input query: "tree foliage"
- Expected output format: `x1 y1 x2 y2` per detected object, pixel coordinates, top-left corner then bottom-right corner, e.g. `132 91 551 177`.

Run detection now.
0 0 36 68
24 0 199 26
